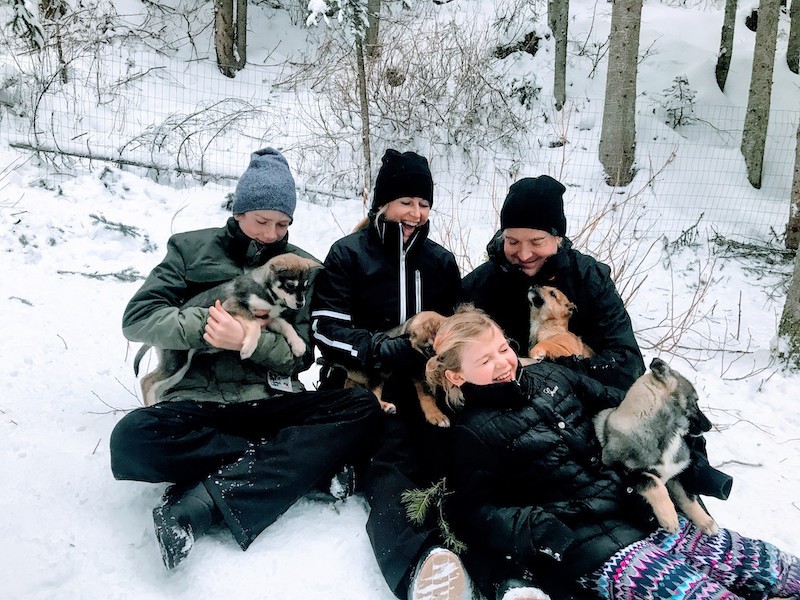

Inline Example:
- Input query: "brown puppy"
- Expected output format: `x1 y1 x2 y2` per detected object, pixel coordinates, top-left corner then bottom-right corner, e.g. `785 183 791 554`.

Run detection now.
527 285 593 361
594 358 719 535
347 311 450 427
134 253 321 406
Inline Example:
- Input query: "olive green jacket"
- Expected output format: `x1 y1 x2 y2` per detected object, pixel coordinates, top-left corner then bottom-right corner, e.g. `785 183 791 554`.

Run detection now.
123 218 318 404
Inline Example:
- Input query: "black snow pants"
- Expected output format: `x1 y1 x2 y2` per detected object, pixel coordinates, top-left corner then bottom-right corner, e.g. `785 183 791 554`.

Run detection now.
109 387 379 550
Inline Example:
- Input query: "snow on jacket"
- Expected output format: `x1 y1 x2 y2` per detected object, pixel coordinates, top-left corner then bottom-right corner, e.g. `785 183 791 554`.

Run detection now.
122 217 318 404
461 232 644 390
310 216 461 371
448 362 657 593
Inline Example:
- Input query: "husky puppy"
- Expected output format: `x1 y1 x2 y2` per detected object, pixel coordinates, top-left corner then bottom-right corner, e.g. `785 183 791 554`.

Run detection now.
527 285 593 361
593 358 719 535
134 253 321 406
346 311 450 427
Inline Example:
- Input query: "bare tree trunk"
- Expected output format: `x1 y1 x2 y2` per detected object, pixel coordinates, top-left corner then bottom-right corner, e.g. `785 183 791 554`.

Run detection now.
235 0 247 70
215 0 237 78
741 0 780 188
716 0 737 90
549 0 569 110
787 125 800 249
779 245 800 367
365 0 381 59
789 0 799 74
599 0 643 186
355 37 372 194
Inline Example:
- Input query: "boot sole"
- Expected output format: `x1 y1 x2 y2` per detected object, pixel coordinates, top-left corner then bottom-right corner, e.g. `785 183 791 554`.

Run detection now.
152 506 194 570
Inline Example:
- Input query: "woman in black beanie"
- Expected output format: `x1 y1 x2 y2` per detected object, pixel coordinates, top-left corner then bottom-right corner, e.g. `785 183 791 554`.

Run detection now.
311 149 465 600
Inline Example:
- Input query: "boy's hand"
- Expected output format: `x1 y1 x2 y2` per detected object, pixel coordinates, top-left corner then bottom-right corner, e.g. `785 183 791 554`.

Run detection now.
204 300 246 351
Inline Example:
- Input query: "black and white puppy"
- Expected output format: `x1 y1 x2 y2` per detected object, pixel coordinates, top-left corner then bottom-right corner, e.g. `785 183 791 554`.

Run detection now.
594 358 719 535
134 253 320 406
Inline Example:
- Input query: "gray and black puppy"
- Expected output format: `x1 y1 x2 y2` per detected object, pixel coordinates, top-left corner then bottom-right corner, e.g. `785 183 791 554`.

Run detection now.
134 253 320 406
594 357 719 535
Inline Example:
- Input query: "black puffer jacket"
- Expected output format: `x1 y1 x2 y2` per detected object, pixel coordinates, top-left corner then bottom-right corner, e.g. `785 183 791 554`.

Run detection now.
311 216 461 373
449 363 657 595
461 232 644 390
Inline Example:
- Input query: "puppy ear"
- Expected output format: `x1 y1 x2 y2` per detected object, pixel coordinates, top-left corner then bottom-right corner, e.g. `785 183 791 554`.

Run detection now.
567 301 577 315
302 257 323 270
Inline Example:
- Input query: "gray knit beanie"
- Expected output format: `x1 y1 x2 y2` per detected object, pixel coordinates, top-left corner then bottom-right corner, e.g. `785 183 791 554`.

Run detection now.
232 148 297 219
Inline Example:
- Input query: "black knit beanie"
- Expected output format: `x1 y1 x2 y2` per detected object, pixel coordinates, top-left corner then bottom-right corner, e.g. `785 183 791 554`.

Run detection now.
372 149 434 211
500 175 567 236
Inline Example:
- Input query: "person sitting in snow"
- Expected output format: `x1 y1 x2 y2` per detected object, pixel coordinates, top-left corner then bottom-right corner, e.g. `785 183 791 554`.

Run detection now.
109 147 380 570
310 149 467 600
429 308 800 600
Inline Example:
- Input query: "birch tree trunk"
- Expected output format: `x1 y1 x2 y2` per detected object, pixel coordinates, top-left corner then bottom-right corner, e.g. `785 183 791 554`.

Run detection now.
549 0 569 110
715 0 737 90
786 125 800 249
215 0 237 78
789 0 799 74
779 245 800 367
741 0 780 188
235 0 247 70
599 0 643 186
365 0 381 59
355 37 372 193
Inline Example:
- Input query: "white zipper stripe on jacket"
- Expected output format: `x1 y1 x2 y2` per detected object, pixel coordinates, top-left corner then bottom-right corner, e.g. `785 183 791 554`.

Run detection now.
399 224 407 323
312 330 359 358
415 270 422 311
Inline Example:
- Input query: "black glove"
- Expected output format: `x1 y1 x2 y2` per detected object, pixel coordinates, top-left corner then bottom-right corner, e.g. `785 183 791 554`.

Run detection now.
369 333 427 374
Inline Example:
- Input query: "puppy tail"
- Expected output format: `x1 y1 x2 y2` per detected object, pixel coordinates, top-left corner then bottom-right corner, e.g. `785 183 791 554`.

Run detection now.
133 344 151 376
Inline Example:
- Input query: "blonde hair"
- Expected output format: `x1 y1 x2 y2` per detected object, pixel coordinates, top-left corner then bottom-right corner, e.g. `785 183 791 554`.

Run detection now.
425 305 503 410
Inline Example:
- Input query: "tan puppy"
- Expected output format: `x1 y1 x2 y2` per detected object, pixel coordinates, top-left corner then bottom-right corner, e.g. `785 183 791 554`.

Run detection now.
347 311 450 427
134 253 320 406
594 358 719 535
527 285 593 361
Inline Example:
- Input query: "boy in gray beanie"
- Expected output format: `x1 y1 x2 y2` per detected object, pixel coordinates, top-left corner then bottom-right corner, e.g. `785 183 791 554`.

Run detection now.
112 148 380 573
232 148 297 221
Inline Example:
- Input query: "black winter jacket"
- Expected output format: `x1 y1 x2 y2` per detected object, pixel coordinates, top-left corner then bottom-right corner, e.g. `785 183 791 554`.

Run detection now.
461 232 644 390
311 216 461 374
449 363 658 595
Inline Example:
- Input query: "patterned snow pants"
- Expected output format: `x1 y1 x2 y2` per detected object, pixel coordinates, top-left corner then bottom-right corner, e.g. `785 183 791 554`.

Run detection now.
580 517 800 600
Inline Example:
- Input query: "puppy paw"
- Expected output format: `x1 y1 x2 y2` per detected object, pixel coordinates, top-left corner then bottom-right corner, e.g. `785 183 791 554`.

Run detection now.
240 338 258 359
697 517 719 536
288 337 306 357
425 413 451 428
379 400 397 414
658 513 680 533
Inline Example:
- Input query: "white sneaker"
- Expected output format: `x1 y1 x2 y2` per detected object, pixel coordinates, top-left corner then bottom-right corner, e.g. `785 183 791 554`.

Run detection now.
409 547 467 600
501 587 551 600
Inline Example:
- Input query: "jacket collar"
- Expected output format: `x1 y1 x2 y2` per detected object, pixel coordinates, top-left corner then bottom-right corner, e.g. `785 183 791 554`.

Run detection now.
486 229 573 282
458 365 529 411
225 217 290 268
369 212 430 257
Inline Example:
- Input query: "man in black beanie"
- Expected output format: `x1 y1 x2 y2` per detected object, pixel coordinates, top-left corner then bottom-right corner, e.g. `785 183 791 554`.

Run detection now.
462 174 644 389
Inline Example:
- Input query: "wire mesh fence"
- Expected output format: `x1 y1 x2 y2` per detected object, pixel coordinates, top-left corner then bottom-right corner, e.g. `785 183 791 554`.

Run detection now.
2 44 797 243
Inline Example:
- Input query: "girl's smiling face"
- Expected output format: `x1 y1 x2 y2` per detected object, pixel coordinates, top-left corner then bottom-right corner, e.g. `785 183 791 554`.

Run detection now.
445 325 518 388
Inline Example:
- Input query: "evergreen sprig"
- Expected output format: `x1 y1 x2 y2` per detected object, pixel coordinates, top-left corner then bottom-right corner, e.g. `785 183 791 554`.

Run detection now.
401 477 467 554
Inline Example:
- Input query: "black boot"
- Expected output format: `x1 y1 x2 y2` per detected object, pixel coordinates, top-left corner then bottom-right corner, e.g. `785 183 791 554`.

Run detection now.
152 482 220 570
